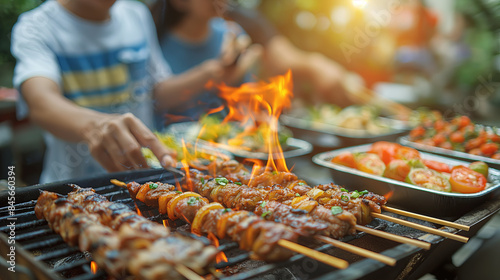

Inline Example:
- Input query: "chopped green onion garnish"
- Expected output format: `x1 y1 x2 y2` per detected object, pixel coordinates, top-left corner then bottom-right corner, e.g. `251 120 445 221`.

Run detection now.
331 206 343 215
235 182 242 185
200 177 205 184
295 193 301 197
272 171 278 175
215 177 229 186
359 190 369 195
341 194 349 202
260 201 267 207
261 211 272 218
350 191 360 199
149 183 158 189
223 208 232 213
340 188 348 192
298 182 305 186
175 190 182 194
187 197 200 205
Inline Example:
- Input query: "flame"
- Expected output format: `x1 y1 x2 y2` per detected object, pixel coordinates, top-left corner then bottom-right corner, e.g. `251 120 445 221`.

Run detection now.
207 232 228 263
181 213 192 225
206 105 225 115
209 70 294 173
162 219 170 228
134 203 143 216
90 261 98 274
245 159 264 187
181 159 193 191
384 190 394 201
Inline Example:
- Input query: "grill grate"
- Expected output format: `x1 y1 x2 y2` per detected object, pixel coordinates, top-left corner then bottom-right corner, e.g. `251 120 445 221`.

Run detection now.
0 168 381 280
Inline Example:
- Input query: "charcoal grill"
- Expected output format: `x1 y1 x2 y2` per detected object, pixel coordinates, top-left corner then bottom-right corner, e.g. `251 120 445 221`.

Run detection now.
1 168 500 280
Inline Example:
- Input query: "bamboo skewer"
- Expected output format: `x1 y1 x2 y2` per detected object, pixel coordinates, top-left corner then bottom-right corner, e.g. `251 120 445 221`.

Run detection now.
355 225 431 250
382 206 470 231
110 179 127 187
315 236 396 266
371 213 469 243
175 264 205 280
277 240 349 269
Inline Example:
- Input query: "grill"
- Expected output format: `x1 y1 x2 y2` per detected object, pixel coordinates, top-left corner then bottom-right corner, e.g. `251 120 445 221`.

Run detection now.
1 168 500 280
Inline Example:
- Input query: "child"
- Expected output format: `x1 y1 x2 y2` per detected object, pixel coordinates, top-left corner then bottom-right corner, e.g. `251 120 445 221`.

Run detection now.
149 0 262 129
11 0 177 183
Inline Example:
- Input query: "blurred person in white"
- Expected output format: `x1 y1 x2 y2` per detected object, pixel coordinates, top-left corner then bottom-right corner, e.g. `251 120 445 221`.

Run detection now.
11 0 180 183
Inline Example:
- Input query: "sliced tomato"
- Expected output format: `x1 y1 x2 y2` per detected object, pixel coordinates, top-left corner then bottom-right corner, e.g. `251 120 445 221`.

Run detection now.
469 148 482 156
395 146 420 161
487 132 500 143
406 168 451 192
369 142 401 165
384 159 411 181
439 142 453 150
453 116 471 128
331 152 357 168
410 126 426 139
434 120 446 131
480 143 499 157
465 137 486 151
432 133 446 146
450 166 487 194
450 131 465 143
356 153 386 176
422 159 451 173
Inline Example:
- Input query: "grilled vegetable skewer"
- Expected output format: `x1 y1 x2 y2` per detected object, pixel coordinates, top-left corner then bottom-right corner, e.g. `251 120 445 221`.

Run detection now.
201 161 468 242
115 180 403 266
115 180 348 265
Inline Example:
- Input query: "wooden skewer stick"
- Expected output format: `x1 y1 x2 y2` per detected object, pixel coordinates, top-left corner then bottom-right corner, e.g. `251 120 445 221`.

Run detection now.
278 239 349 269
110 179 127 188
382 206 470 231
371 213 469 243
355 225 431 250
175 264 205 280
315 236 396 266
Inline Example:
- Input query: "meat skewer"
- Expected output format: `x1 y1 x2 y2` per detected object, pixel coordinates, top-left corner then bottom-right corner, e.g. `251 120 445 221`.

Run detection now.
35 189 217 280
113 180 399 266
111 179 349 267
203 161 469 242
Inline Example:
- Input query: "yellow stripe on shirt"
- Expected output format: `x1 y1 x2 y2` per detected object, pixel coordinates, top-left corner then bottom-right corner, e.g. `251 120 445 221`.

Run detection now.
62 64 128 94
73 90 132 107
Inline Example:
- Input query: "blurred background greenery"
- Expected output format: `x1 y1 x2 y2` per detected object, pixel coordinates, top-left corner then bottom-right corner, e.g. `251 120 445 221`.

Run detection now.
0 0 42 87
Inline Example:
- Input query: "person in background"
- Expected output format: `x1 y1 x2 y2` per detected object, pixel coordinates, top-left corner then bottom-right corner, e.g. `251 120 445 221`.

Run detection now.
149 0 262 129
224 5 366 108
11 0 179 183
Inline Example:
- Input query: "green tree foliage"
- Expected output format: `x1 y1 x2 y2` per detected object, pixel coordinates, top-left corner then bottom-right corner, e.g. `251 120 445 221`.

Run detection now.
0 0 42 64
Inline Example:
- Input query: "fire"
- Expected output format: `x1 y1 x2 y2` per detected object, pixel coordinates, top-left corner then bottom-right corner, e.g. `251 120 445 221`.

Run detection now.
384 190 394 201
207 232 228 263
206 105 225 115
162 219 171 228
90 261 98 274
209 70 294 175
181 159 193 191
134 203 143 216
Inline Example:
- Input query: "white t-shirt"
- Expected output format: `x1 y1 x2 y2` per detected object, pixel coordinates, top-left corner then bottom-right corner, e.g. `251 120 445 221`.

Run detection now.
11 0 171 183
